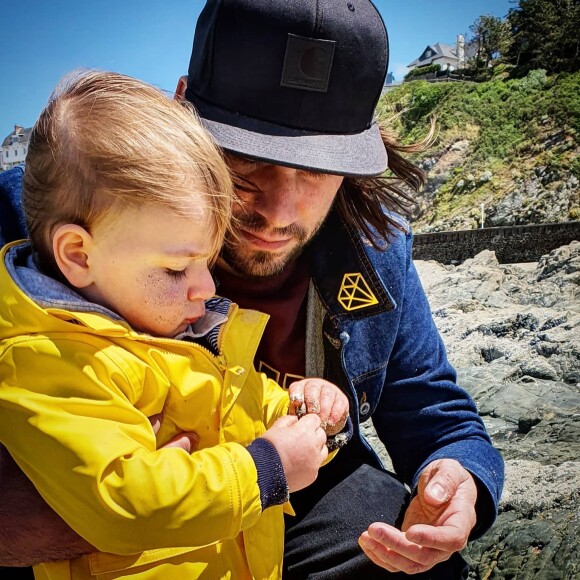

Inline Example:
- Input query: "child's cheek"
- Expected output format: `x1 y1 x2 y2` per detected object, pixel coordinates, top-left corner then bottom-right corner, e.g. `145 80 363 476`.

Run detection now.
140 274 183 311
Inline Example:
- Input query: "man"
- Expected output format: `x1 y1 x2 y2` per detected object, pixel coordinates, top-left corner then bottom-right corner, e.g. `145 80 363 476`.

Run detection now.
0 0 503 577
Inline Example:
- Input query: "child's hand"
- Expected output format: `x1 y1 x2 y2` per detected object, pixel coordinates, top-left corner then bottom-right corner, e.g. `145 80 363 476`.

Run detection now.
261 414 328 492
288 378 349 436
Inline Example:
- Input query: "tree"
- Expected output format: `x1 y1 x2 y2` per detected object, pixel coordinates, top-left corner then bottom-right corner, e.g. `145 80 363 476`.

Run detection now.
468 15 513 68
507 0 580 74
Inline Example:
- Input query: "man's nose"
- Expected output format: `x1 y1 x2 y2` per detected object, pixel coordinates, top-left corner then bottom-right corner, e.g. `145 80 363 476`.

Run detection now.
253 167 301 229
187 268 216 302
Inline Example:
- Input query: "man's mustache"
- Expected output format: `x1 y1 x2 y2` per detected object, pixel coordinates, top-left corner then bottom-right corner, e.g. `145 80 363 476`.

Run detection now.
235 212 308 242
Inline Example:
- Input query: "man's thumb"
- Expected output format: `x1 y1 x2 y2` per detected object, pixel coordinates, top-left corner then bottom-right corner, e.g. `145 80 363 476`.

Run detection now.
425 479 451 505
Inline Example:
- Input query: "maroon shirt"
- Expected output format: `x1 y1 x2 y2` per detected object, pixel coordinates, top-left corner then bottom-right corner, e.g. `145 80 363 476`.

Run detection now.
214 258 310 389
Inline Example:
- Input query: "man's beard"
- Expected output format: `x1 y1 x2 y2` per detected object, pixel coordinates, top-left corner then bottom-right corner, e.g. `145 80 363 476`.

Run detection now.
220 212 319 278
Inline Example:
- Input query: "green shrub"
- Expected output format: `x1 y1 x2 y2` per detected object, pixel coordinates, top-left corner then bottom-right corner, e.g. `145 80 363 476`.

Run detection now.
404 64 441 80
379 71 580 166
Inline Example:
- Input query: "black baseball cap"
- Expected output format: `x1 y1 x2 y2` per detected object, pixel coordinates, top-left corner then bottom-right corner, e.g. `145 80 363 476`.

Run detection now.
185 0 389 177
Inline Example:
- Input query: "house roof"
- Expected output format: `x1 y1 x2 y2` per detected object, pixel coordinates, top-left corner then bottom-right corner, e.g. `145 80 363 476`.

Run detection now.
408 43 457 68
2 127 32 148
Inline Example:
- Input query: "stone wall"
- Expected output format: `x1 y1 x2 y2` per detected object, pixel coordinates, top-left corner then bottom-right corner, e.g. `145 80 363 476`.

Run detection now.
413 222 580 264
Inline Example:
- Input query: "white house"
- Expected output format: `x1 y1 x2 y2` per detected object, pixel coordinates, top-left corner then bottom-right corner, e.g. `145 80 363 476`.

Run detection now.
1 125 31 170
407 35 474 74
407 42 460 72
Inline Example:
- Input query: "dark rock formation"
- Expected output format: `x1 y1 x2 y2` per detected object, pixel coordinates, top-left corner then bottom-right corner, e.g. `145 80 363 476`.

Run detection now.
362 241 580 579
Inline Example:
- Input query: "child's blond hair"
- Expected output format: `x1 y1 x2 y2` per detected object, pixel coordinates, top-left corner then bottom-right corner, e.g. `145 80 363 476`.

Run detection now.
23 69 233 279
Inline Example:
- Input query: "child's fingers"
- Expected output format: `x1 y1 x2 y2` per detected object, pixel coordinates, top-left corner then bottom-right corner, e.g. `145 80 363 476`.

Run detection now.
288 382 306 416
159 432 199 452
326 409 348 436
329 393 349 424
303 380 322 416
289 379 349 434
317 386 337 426
327 391 349 435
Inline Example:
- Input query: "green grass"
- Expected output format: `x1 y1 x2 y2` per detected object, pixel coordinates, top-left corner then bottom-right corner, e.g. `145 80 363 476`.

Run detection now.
378 71 580 227
379 70 579 165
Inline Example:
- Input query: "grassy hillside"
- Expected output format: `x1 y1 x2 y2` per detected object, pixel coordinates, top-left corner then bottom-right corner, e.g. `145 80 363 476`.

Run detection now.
377 70 580 232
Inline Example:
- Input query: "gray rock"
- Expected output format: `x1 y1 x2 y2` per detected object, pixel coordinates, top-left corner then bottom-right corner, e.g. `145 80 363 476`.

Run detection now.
363 243 580 578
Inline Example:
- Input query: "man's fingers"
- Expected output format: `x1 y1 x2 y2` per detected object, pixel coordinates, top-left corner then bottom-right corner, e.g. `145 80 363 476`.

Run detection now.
359 530 445 574
363 523 450 572
368 523 447 566
358 533 399 573
160 432 199 452
148 414 201 454
148 412 163 434
405 516 471 551
368 522 422 557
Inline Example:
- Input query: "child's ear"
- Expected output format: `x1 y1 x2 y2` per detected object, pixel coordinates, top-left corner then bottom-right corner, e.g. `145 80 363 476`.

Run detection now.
52 224 94 289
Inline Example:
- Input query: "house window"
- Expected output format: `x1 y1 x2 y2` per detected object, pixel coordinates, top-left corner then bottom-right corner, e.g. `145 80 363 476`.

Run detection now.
425 50 433 58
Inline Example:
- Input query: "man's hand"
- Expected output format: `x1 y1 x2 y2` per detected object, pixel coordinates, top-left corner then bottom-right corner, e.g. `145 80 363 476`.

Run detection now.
0 445 93 566
149 412 199 452
288 378 349 436
358 459 477 574
260 414 328 492
0 415 197 566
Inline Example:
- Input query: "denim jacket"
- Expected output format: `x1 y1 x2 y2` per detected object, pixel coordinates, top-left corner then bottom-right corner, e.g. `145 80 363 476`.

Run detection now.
302 208 503 538
0 166 503 538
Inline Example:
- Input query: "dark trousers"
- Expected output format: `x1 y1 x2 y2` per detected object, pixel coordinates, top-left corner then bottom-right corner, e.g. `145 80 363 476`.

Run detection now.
284 461 469 579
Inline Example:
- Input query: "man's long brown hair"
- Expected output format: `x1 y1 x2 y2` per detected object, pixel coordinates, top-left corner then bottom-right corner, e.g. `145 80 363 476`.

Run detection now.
336 124 432 249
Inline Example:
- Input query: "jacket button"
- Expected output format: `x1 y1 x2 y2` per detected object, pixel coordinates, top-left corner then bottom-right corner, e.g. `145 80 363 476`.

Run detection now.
360 402 371 415
339 331 350 345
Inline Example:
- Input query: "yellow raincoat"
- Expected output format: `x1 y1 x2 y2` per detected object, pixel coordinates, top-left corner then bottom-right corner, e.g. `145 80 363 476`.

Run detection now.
0 242 293 579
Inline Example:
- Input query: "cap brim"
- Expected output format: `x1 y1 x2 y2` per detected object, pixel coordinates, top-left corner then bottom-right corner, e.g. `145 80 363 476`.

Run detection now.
194 100 387 177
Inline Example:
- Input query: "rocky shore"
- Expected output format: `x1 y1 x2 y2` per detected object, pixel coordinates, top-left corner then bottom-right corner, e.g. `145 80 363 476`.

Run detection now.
362 241 580 579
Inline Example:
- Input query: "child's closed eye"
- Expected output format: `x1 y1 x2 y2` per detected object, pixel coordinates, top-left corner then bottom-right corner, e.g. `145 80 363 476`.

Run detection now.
165 268 188 279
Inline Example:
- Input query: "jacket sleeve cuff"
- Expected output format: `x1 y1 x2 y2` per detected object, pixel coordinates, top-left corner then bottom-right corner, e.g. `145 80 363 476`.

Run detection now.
246 438 289 510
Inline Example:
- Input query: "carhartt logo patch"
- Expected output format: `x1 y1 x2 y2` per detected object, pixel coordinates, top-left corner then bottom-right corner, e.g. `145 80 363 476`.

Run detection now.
281 34 336 92
338 273 379 311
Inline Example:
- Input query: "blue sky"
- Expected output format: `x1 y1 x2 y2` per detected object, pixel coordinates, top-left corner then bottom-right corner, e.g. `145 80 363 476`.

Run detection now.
0 0 512 139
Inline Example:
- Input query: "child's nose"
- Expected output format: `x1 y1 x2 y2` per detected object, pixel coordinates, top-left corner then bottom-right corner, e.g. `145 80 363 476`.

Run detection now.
187 268 216 302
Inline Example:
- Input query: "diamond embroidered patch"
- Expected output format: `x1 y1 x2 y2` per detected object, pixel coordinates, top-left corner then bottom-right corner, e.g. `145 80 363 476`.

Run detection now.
337 273 379 311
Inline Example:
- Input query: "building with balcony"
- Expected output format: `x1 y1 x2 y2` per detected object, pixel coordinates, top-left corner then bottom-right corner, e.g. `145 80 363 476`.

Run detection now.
1 125 31 171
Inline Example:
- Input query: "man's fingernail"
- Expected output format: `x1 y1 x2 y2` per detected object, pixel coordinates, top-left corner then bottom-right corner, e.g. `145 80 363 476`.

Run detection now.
429 482 448 501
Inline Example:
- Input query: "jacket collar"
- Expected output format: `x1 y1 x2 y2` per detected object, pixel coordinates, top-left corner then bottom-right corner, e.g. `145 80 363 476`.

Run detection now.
4 241 228 343
308 208 396 321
